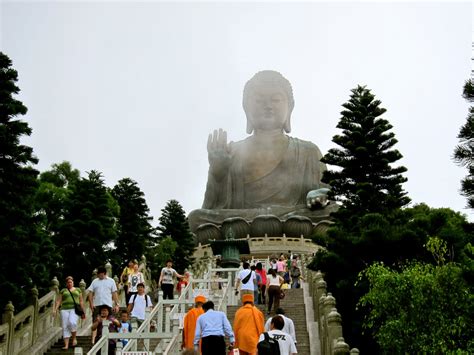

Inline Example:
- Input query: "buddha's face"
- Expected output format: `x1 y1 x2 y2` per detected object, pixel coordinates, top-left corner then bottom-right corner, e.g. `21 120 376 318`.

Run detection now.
247 86 289 132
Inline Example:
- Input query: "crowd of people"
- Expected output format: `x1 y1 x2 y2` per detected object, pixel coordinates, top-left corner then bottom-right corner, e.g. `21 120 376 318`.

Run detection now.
52 253 303 354
184 294 298 355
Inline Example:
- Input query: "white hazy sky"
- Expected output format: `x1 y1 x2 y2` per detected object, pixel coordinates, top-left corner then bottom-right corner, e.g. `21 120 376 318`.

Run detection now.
1 1 473 223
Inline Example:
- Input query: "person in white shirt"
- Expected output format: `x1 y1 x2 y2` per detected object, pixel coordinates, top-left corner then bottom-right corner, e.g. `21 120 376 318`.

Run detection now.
158 259 183 300
127 283 153 326
264 307 297 344
235 262 256 303
87 266 120 344
259 315 297 355
87 266 120 316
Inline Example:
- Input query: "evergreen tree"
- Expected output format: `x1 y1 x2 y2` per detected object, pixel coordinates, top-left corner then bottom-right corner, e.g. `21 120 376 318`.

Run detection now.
157 200 194 273
35 161 80 237
0 52 52 309
311 86 411 352
57 170 119 282
454 79 474 208
110 178 155 269
322 85 410 222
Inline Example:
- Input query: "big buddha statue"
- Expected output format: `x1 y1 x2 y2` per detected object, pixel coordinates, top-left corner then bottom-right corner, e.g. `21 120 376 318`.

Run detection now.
188 70 337 241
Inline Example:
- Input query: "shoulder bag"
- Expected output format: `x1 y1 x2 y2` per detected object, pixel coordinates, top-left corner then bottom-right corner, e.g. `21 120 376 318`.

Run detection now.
67 288 85 317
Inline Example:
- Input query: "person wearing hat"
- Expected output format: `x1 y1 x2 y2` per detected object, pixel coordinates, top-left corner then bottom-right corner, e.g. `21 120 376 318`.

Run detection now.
233 294 264 355
91 305 120 354
182 295 206 350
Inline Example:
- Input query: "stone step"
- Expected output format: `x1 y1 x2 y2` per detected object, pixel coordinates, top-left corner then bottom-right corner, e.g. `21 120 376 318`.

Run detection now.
44 336 92 354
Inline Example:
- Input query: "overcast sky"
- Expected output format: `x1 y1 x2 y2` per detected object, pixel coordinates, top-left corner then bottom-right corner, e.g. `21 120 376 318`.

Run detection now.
1 1 473 224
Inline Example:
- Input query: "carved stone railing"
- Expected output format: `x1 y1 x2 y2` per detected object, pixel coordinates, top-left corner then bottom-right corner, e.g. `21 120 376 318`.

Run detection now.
0 279 60 355
83 267 240 355
306 269 360 354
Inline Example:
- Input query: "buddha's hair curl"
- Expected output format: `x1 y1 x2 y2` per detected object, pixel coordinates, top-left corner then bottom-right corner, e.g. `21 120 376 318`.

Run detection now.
243 70 295 134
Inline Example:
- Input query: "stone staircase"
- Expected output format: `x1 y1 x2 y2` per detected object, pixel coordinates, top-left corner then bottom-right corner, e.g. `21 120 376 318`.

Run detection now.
227 288 310 355
44 335 92 354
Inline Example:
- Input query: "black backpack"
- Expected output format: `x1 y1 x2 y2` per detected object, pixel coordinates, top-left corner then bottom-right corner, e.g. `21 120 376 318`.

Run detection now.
257 332 281 355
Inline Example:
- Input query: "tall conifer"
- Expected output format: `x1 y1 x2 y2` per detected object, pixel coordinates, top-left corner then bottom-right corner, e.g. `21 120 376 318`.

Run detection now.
322 85 410 220
157 200 194 273
454 79 474 208
0 52 51 309
111 178 155 269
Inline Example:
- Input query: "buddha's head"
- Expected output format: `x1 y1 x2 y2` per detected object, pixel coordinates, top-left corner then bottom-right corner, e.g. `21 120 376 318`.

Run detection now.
243 70 295 134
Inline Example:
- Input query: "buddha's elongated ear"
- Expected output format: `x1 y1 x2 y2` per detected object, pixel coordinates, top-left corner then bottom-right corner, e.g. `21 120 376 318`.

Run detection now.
246 117 254 134
284 116 291 133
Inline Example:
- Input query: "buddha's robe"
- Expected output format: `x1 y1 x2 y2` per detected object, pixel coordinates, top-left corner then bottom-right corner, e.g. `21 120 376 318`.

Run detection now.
233 304 265 353
189 136 334 232
183 307 204 349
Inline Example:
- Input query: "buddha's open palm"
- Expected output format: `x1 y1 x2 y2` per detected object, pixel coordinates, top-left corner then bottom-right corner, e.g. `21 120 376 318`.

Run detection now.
207 128 231 179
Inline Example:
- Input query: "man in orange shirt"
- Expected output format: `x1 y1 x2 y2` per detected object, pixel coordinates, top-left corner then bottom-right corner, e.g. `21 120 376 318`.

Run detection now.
182 295 206 350
233 294 264 355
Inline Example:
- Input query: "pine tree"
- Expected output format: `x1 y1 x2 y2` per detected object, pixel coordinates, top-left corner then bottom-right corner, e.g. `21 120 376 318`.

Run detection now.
58 170 119 282
322 85 410 220
311 86 411 352
0 52 52 309
110 178 155 269
453 79 474 208
36 161 80 237
157 200 194 273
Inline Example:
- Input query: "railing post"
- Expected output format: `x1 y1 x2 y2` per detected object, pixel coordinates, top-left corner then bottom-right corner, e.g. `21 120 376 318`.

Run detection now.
3 301 14 355
51 276 59 294
102 320 110 354
31 287 39 342
105 262 113 278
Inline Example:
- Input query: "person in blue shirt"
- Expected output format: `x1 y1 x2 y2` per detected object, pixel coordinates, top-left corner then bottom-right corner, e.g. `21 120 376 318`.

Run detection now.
194 301 235 354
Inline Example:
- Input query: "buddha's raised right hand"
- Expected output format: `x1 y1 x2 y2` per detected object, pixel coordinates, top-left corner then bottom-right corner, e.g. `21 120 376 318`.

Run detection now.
207 128 232 181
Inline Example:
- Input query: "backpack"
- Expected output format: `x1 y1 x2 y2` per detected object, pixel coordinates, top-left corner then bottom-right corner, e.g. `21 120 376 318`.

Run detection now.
257 332 281 355
291 267 301 278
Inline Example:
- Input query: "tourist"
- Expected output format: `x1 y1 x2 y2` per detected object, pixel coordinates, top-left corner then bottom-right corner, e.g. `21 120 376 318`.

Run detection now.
182 295 206 351
194 301 235 355
127 282 153 326
251 265 262 304
53 276 85 350
233 294 265 355
120 260 135 304
91 305 120 354
290 264 304 289
264 307 296 344
128 261 145 298
118 310 132 347
235 262 257 303
259 315 297 355
87 266 120 344
158 259 183 300
177 271 190 295
255 262 267 305
266 268 284 315
277 257 286 277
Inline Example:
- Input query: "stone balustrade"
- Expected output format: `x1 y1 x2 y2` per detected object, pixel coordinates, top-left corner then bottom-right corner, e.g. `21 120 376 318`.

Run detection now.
306 269 360 354
0 280 61 355
194 234 322 261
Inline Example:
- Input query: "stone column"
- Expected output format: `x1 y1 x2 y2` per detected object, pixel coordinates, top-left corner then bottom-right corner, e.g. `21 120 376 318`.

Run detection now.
333 336 350 354
327 308 344 354
2 302 14 355
31 287 39 341
105 262 113 278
